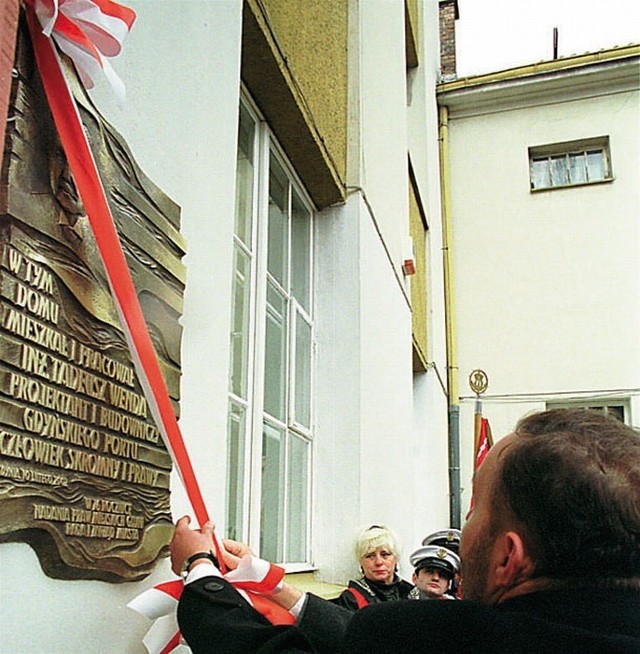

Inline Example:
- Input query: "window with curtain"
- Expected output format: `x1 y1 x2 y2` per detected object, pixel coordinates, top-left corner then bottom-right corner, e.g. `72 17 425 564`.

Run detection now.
546 400 628 423
529 136 612 191
226 95 314 566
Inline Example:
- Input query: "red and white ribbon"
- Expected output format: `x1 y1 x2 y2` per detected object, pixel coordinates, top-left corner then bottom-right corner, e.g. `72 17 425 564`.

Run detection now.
225 555 285 594
128 560 292 654
25 4 296 651
25 0 136 104
128 581 184 654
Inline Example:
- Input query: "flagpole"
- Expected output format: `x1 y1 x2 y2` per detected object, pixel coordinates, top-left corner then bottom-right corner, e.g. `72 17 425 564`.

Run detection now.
469 368 489 460
474 394 482 454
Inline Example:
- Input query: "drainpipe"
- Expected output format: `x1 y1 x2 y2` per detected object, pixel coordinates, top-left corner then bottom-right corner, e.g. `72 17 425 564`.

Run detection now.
438 104 461 529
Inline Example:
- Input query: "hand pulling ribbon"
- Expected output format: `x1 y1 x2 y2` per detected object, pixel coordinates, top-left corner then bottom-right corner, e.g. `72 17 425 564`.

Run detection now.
23 3 294 652
129 557 292 654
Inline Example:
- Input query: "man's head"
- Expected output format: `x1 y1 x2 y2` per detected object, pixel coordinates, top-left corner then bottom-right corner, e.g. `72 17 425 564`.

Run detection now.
460 408 640 604
410 545 460 598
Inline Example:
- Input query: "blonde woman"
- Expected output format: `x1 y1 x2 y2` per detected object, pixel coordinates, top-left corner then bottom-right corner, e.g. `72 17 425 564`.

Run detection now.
332 525 413 610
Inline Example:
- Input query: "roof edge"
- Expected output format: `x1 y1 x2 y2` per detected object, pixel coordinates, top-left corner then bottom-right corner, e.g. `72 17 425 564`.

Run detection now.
437 43 640 95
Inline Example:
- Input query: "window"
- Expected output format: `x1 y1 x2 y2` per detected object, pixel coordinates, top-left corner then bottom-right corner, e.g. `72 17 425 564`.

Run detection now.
529 137 612 191
226 96 314 566
546 400 628 424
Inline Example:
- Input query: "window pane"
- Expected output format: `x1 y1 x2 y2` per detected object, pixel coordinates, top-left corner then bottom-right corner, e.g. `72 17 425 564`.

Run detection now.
291 191 311 312
226 401 247 541
293 311 312 429
260 422 285 562
604 405 625 422
569 152 587 184
550 155 569 186
235 105 255 247
229 244 251 398
530 158 548 189
586 150 605 181
268 154 289 287
286 434 309 562
264 281 287 421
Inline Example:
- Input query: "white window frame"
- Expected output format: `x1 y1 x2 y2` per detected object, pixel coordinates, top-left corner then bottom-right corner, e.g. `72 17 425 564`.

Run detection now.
226 91 315 568
528 136 613 191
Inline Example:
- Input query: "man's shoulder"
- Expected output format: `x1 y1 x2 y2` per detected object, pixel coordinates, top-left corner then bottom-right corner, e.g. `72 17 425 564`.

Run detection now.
344 590 640 654
344 599 503 653
355 596 496 623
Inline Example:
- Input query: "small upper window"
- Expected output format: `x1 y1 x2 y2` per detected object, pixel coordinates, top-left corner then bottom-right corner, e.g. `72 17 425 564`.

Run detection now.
546 400 628 424
529 137 612 191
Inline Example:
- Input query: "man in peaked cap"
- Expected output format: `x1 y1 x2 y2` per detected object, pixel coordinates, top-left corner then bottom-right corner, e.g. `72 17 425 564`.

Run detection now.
408 545 460 600
422 529 461 555
421 529 462 597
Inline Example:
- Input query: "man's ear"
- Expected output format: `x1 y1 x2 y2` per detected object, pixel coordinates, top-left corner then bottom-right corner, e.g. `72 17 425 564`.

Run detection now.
412 572 418 584
493 531 535 588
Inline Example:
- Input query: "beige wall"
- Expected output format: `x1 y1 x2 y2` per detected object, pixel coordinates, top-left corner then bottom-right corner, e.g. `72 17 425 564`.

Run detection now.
409 174 429 370
243 0 348 207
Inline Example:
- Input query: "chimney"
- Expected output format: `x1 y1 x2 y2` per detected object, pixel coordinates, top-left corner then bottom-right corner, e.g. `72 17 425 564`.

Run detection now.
439 0 459 81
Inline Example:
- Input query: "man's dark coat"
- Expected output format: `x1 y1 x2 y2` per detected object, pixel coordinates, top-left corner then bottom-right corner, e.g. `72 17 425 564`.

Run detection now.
177 577 640 653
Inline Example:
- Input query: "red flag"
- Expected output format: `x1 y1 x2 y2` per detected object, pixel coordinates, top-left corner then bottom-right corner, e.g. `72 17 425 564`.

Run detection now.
475 417 493 470
468 415 493 516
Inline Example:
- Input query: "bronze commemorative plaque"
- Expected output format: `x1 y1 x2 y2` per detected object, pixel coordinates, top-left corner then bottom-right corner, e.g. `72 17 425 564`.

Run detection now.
0 20 184 581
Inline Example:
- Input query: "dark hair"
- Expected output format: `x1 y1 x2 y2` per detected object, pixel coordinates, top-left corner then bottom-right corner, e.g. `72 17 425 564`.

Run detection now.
496 408 640 582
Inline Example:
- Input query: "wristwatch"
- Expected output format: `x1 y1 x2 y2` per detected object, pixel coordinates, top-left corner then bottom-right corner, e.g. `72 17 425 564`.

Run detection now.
181 550 218 578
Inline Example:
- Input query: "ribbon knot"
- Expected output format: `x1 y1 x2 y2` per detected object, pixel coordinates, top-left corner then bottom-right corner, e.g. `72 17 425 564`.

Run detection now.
26 0 136 104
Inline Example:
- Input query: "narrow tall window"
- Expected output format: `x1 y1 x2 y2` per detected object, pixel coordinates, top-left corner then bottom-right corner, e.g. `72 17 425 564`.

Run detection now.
226 96 314 565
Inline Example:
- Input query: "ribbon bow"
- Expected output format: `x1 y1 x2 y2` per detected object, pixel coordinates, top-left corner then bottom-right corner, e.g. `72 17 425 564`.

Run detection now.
25 0 136 104
128 557 293 654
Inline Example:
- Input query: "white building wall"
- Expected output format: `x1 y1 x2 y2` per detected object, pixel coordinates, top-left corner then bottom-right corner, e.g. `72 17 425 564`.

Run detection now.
312 0 453 584
357 0 410 276
316 2 412 582
87 0 244 528
312 198 364 585
443 67 640 510
405 0 452 541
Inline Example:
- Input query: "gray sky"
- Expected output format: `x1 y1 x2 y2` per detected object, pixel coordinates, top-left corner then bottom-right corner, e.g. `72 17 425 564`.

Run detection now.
455 0 640 76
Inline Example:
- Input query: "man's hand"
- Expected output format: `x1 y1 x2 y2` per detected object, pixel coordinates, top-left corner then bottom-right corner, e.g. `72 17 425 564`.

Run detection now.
169 520 303 611
169 515 217 575
222 538 255 570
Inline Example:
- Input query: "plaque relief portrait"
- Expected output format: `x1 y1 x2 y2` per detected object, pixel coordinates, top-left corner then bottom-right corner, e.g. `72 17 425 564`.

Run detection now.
0 18 185 581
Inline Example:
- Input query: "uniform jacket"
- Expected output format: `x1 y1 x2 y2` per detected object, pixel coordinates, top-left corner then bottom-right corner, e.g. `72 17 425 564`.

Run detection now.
331 576 413 610
177 577 640 654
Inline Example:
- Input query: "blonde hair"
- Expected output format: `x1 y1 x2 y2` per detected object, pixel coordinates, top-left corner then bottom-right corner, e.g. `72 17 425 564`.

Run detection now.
354 524 401 561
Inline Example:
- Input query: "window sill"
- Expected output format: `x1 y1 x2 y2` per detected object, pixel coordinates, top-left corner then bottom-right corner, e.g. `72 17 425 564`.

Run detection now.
530 177 614 193
282 562 317 574
283 569 345 600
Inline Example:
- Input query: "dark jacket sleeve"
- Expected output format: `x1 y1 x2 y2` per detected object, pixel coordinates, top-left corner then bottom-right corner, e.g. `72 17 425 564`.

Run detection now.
295 593 353 653
177 577 317 654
